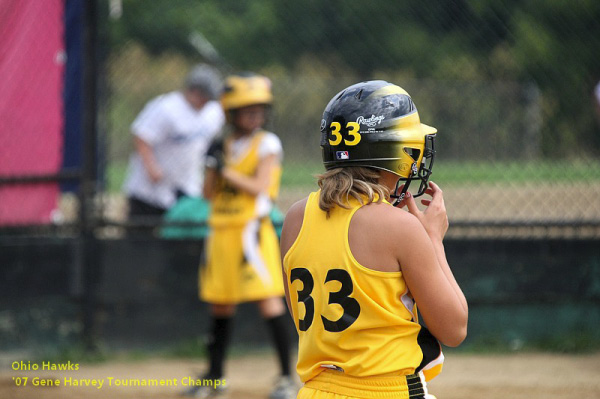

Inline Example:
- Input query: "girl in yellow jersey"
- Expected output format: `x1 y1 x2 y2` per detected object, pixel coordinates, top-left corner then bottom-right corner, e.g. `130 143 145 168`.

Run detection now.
189 73 295 399
280 81 468 399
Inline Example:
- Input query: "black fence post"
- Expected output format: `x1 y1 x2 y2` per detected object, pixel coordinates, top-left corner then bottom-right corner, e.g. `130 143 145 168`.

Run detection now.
80 0 99 351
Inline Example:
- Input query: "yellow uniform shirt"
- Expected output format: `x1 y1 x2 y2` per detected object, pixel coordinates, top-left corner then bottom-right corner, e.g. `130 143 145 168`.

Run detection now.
209 130 281 227
284 191 425 383
201 130 284 304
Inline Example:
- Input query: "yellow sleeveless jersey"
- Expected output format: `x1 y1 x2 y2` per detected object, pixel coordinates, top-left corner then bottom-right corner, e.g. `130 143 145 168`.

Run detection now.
283 191 425 383
209 130 281 227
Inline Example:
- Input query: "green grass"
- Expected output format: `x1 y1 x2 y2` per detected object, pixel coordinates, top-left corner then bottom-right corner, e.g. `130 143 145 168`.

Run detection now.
106 161 128 193
105 159 600 193
434 160 600 184
280 159 600 187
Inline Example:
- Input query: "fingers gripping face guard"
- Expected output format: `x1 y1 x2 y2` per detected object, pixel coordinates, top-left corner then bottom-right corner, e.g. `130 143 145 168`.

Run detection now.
320 80 437 205
221 73 273 111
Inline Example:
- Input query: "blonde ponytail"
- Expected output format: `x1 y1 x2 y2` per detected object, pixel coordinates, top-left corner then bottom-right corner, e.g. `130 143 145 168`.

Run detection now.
317 167 390 215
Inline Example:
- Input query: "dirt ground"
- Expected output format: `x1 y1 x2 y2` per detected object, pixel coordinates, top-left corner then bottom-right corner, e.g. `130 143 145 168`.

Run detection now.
1 352 599 399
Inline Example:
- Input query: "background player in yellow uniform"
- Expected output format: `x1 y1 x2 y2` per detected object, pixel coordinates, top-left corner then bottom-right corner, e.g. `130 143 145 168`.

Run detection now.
188 73 295 399
280 81 468 399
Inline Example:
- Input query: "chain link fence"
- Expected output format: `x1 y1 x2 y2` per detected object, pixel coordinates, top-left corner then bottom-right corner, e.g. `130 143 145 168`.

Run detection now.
2 0 600 238
2 0 600 356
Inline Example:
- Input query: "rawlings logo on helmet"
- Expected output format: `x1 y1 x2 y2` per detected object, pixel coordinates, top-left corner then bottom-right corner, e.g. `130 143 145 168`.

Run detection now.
356 115 385 127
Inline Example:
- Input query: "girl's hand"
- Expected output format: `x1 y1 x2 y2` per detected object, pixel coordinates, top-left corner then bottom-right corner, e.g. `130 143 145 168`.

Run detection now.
404 181 448 242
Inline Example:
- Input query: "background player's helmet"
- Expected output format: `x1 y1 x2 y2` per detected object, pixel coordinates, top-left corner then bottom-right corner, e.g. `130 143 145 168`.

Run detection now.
221 72 273 111
321 80 437 201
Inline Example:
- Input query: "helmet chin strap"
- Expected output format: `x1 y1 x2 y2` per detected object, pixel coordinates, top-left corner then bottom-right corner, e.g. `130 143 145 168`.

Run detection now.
391 177 412 207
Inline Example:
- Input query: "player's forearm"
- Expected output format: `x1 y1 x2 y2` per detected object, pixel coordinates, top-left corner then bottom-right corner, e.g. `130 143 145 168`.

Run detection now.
134 137 162 179
431 239 468 315
221 168 268 196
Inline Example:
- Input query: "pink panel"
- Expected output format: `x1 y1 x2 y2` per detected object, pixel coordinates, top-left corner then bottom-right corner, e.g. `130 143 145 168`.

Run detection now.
0 0 65 225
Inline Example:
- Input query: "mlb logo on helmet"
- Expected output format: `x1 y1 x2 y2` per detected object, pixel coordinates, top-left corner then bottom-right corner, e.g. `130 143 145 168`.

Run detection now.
336 151 350 160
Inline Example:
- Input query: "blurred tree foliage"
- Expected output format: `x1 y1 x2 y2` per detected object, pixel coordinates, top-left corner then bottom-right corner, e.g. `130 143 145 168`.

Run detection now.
107 0 600 156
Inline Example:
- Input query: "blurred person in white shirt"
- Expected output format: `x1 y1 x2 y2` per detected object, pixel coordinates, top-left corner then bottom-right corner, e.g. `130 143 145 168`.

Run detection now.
123 64 225 222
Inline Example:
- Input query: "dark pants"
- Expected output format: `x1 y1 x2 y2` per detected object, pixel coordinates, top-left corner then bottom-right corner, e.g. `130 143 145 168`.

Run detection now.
128 197 167 218
127 197 167 236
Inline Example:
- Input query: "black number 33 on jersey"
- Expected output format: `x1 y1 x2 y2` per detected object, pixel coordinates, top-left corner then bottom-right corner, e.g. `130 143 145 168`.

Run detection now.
290 268 361 333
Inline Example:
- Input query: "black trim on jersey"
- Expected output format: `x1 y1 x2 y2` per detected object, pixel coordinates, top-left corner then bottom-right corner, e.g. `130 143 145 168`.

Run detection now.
415 326 442 373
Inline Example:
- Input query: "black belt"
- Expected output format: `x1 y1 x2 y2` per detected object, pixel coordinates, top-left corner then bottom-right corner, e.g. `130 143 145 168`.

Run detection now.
406 373 426 398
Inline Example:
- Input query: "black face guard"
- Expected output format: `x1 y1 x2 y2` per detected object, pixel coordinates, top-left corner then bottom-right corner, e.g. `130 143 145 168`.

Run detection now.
391 134 436 206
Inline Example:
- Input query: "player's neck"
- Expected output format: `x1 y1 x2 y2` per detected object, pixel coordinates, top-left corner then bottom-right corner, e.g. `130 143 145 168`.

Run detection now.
183 90 208 110
231 127 259 139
